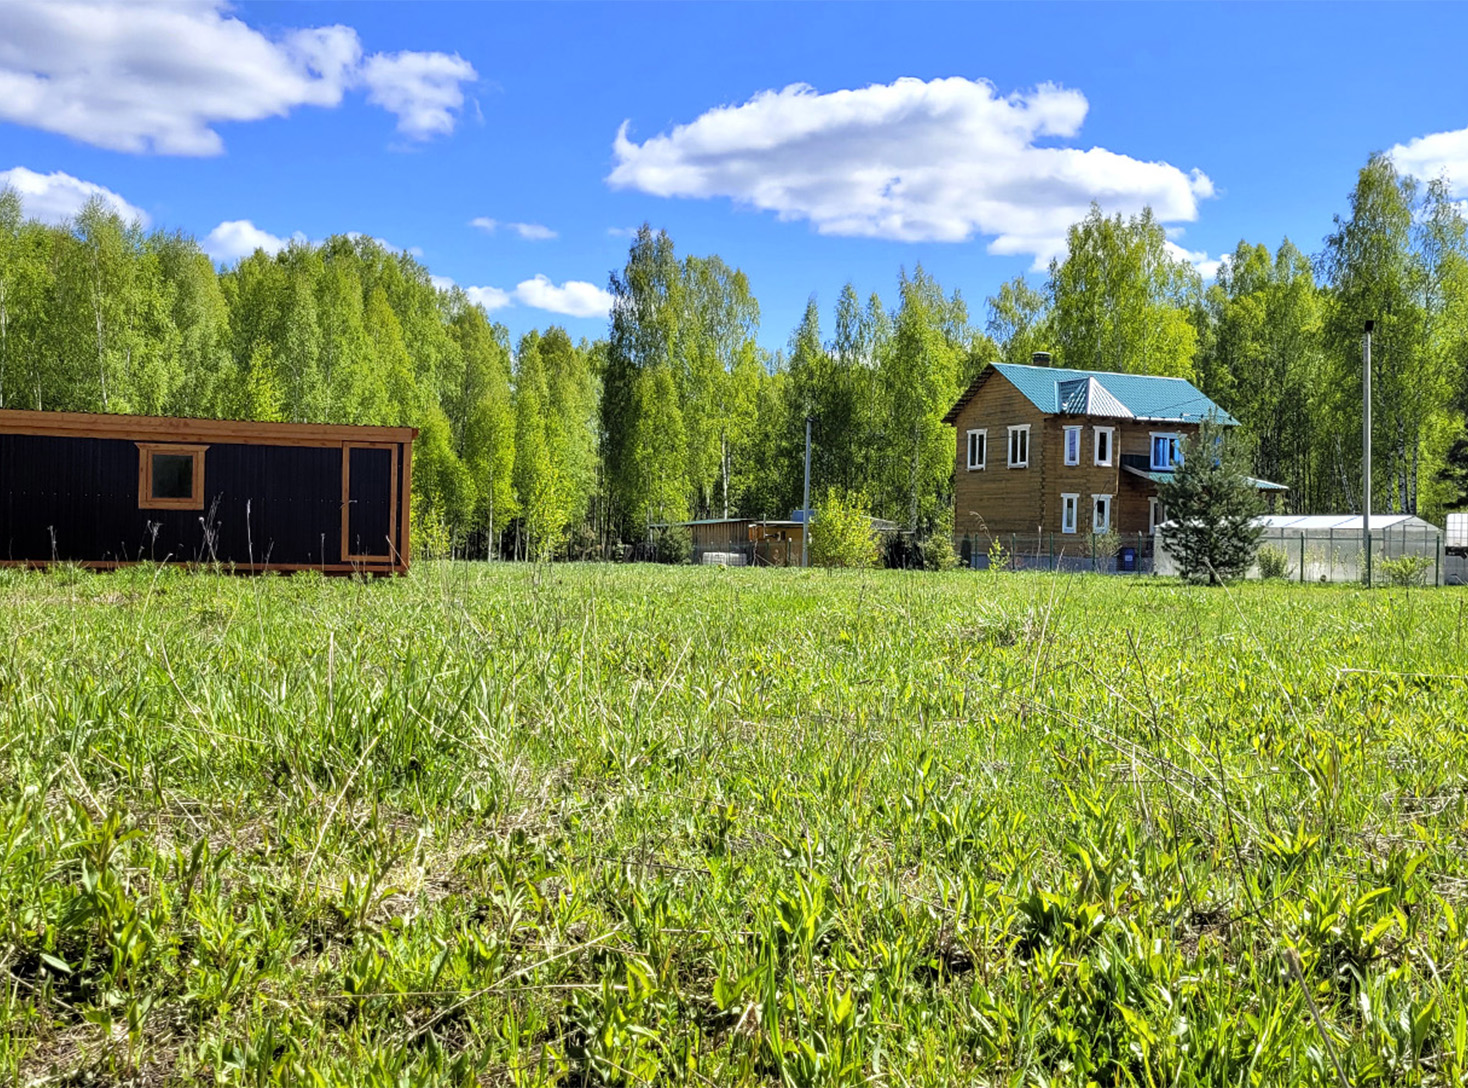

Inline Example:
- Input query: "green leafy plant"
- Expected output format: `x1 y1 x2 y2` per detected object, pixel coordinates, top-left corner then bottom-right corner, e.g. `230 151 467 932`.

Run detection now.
808 487 879 569
1257 544 1291 580
1379 553 1432 586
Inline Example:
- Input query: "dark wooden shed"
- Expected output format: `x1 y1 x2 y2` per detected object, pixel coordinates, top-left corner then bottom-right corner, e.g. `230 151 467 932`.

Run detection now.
0 410 416 574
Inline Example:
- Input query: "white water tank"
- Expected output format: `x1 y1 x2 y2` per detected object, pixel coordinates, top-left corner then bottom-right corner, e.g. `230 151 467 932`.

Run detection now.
1447 512 1468 551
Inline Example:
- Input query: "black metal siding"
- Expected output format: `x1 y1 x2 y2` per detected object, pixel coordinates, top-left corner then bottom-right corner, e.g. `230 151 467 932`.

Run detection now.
0 433 399 567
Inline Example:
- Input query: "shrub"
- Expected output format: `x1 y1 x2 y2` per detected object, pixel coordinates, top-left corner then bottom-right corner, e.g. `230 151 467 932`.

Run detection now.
1257 545 1292 580
1379 553 1432 587
809 488 878 569
920 533 958 571
919 510 958 571
652 525 693 565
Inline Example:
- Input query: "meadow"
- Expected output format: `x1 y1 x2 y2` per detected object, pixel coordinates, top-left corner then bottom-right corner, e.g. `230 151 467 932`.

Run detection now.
2 562 1467 1087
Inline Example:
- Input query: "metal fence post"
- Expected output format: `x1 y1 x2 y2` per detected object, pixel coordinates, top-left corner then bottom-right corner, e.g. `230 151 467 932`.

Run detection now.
1049 532 1055 571
1299 532 1306 583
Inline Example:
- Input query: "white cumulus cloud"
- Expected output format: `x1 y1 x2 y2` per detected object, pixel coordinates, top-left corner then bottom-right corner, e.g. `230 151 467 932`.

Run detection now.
608 76 1214 267
0 165 148 225
202 220 307 262
0 1 476 155
465 285 513 312
471 217 558 241
511 275 613 318
362 50 478 141
1391 126 1468 196
432 272 610 318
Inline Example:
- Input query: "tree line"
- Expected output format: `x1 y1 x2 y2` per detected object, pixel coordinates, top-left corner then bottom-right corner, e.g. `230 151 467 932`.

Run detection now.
2 152 1466 558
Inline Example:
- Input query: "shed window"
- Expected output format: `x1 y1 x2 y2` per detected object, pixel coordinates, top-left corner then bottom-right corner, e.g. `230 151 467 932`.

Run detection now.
1061 493 1078 534
1064 426 1081 466
1093 426 1114 467
966 429 987 470
137 444 207 510
1007 425 1030 468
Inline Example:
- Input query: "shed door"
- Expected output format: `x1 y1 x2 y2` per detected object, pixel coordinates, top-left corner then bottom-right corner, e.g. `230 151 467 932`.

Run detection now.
342 444 397 562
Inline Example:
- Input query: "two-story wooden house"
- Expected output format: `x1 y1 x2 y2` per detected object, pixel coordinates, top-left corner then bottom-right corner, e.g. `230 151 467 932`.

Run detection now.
943 354 1282 541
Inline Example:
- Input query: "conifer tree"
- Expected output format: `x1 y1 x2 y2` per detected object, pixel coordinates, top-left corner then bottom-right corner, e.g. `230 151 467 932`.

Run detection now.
1157 421 1263 584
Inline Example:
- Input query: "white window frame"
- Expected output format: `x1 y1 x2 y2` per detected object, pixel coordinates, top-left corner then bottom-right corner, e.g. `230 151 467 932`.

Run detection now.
1151 431 1181 471
1063 425 1082 466
1061 493 1079 534
966 428 987 471
1007 424 1030 469
1148 497 1162 534
1093 426 1114 467
1092 493 1112 534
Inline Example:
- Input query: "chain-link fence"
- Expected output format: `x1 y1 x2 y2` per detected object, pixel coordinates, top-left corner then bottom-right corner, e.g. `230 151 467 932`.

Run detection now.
956 532 1158 574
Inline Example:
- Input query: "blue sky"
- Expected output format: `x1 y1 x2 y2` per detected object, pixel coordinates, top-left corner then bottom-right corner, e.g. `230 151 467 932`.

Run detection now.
3 2 1467 352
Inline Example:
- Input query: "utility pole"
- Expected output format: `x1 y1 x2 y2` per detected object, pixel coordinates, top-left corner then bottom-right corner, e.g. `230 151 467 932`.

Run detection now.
1363 320 1373 587
801 415 813 568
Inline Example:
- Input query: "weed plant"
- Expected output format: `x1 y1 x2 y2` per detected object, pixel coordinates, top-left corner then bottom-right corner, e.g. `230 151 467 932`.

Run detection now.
3 562 1468 1085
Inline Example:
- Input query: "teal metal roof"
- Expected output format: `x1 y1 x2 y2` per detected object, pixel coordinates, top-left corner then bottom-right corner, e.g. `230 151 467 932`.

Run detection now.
1121 464 1288 491
986 362 1236 425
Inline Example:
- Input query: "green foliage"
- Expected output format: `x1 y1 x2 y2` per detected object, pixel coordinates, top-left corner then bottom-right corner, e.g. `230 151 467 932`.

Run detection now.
1158 421 1265 584
1048 205 1201 378
5 566 1468 1083
1379 552 1432 587
808 487 878 568
1257 544 1292 580
651 524 693 565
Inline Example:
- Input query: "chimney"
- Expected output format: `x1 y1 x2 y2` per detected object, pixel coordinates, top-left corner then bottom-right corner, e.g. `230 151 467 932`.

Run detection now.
1031 351 1052 366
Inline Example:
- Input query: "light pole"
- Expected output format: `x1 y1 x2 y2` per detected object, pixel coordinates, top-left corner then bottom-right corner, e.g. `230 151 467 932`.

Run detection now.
1363 319 1373 586
801 415 813 568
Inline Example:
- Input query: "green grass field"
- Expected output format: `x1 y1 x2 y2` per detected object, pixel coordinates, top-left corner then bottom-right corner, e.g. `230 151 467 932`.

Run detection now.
3 563 1468 1087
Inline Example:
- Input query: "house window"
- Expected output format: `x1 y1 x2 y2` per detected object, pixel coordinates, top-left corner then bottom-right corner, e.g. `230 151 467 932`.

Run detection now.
1061 493 1079 534
137 443 207 510
1151 432 1181 471
1007 425 1030 468
1093 426 1114 467
1092 493 1112 534
966 429 987 471
1148 497 1167 534
1064 426 1081 466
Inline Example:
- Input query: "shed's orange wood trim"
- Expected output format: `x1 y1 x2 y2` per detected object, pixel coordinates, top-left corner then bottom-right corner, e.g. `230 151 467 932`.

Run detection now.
0 408 417 447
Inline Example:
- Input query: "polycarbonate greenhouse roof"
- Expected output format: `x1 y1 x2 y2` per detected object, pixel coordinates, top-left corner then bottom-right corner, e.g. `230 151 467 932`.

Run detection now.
1257 514 1438 531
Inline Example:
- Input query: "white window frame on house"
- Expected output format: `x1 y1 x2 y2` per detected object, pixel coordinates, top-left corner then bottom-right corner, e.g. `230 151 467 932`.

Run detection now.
1063 425 1081 466
1093 426 1114 467
1061 493 1079 534
1007 424 1030 469
1092 493 1112 534
1148 497 1167 534
966 428 987 471
1151 431 1181 471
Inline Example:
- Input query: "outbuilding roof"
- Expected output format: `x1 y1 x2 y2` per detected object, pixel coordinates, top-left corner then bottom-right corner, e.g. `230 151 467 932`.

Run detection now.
942 362 1236 426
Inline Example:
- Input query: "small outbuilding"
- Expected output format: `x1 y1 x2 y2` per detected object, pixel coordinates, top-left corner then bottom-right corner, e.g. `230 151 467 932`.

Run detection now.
0 409 415 574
